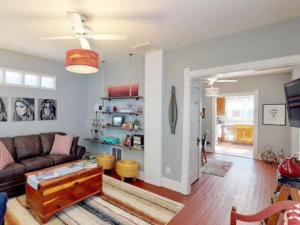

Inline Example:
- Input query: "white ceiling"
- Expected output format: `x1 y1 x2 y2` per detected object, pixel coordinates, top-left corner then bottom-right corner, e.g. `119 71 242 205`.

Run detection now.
1 0 300 63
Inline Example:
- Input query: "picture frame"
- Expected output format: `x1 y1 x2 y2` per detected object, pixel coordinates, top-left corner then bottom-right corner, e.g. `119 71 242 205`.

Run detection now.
12 97 35 121
38 99 57 121
262 104 286 126
112 115 124 127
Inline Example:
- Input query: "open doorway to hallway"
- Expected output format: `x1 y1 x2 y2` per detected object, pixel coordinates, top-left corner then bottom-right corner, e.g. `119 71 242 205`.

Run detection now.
214 94 254 158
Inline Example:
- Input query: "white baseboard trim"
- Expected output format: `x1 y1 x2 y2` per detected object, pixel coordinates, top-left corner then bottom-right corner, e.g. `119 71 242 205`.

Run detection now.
162 177 190 195
137 170 144 180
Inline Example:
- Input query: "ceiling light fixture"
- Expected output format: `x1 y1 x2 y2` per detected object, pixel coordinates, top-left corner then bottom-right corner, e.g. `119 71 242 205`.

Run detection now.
65 49 99 74
205 86 220 97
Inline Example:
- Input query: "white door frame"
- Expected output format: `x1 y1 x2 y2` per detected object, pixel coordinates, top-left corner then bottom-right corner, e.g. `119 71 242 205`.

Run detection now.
190 82 202 184
181 55 300 195
211 91 259 159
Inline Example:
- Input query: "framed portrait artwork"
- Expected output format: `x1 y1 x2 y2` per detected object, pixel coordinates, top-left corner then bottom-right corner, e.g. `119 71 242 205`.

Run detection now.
262 104 286 126
38 99 57 120
12 97 35 121
0 97 8 122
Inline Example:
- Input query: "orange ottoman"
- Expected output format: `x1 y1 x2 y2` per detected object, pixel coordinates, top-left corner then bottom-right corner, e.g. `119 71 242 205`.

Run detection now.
96 154 115 170
116 160 138 182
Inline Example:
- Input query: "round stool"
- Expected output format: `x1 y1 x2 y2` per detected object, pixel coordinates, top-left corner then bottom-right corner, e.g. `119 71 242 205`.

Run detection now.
96 154 115 170
116 160 138 182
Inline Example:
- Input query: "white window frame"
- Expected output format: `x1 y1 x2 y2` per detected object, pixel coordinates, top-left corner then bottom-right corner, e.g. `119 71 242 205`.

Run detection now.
4 69 24 87
24 73 41 88
0 67 56 90
40 75 56 90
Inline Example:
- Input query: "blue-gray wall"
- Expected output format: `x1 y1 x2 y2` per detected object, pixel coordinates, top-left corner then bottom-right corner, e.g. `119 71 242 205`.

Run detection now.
163 17 300 181
85 57 145 170
0 49 88 141
2 16 300 182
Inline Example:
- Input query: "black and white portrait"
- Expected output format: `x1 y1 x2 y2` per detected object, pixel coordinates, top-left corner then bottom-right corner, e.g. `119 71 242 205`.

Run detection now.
12 98 35 121
262 104 286 126
0 97 8 122
38 99 57 120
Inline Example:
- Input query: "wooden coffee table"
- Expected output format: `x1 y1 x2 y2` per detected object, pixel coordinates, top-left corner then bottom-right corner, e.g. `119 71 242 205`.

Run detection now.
25 160 103 223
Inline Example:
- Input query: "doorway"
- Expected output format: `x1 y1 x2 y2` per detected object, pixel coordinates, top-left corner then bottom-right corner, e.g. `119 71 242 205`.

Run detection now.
214 94 255 158
181 56 299 195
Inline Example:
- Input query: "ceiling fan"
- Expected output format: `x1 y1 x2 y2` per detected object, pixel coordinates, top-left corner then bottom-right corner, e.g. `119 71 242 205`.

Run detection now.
202 77 237 97
40 12 128 74
40 11 127 50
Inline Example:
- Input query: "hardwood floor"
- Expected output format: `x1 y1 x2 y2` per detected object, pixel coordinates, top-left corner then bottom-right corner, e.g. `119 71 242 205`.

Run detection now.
110 153 278 225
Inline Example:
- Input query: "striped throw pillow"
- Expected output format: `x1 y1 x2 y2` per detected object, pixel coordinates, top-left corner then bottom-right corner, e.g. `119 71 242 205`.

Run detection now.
282 204 300 225
0 141 14 169
50 134 74 155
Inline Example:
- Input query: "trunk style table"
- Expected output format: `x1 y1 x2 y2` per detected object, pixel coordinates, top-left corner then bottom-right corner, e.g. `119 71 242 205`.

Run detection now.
25 160 103 223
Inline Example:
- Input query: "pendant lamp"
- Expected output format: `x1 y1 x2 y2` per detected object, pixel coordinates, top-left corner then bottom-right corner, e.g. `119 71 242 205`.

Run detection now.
66 49 99 74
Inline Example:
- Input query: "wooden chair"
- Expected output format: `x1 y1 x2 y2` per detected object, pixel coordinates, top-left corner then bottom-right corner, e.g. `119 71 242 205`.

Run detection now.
230 201 299 225
201 130 209 165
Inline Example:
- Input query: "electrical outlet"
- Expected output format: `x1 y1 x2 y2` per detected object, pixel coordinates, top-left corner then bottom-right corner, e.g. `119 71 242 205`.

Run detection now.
166 166 171 174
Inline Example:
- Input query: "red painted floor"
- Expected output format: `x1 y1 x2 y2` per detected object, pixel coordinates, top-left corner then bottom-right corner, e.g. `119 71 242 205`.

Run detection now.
109 153 277 225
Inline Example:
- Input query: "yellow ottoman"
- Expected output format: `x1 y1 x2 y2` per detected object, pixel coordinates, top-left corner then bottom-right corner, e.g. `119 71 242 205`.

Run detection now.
96 154 115 170
116 160 138 182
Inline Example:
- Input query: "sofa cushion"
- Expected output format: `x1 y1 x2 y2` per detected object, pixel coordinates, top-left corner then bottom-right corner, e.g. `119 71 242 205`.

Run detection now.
0 142 14 169
14 135 42 160
19 156 54 172
50 134 74 155
46 154 77 165
0 163 26 181
40 132 66 155
0 137 16 160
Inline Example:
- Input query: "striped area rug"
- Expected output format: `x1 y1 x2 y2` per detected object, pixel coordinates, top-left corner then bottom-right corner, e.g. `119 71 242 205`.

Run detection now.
6 175 184 225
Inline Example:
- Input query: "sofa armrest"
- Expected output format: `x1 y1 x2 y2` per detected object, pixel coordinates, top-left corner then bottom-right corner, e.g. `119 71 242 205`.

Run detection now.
73 145 86 159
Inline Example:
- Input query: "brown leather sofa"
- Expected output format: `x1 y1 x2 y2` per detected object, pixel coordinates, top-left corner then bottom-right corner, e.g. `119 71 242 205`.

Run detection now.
0 132 86 197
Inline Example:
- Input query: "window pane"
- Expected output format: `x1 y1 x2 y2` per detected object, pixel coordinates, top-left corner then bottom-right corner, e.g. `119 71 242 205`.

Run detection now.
41 76 56 89
24 74 40 87
5 70 23 85
225 95 254 124
0 70 3 83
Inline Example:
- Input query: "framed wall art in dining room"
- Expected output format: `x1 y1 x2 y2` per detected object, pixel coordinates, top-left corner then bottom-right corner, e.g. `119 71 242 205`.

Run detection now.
262 104 286 126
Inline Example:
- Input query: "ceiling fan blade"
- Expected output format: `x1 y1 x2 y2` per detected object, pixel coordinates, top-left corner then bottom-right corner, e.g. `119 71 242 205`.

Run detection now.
90 34 127 41
68 12 85 34
216 80 238 83
79 38 91 50
40 36 76 40
208 80 215 86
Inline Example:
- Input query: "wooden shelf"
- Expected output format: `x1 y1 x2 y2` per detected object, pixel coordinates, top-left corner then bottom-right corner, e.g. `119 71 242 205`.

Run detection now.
102 126 143 132
101 96 144 101
84 138 144 151
101 111 143 115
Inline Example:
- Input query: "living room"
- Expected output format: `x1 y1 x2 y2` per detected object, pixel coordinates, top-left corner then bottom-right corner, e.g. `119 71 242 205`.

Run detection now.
0 1 300 225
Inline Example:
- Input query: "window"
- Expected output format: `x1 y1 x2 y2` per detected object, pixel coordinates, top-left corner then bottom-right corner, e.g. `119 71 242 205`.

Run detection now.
41 76 56 89
0 69 3 84
225 95 254 124
0 67 56 90
5 70 23 85
24 74 40 87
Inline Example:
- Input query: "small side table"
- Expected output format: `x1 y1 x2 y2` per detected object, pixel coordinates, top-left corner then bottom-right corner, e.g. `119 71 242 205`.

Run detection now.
267 176 300 225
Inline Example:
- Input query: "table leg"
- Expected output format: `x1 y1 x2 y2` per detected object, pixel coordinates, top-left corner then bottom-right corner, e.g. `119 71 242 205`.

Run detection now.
290 188 300 201
267 185 290 225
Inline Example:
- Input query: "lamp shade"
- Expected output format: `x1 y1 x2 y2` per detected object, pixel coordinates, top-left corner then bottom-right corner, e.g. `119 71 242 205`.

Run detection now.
66 49 99 74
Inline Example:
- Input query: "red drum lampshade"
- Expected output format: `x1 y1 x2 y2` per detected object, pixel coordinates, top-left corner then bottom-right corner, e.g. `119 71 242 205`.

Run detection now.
66 49 99 74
